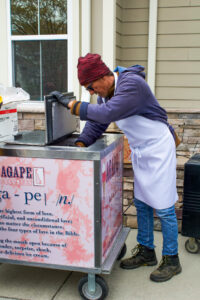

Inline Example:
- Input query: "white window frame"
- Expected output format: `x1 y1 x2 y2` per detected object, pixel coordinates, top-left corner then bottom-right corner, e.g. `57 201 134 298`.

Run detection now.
7 0 73 94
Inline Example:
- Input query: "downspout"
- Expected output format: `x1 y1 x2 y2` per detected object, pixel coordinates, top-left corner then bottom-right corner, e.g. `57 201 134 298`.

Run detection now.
102 0 116 70
80 0 91 131
147 0 158 94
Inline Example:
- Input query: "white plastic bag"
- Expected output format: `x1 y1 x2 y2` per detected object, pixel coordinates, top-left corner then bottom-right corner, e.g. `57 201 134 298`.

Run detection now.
0 84 30 105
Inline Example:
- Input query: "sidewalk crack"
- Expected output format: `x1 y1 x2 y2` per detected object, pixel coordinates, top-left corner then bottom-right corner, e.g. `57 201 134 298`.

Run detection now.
51 271 73 300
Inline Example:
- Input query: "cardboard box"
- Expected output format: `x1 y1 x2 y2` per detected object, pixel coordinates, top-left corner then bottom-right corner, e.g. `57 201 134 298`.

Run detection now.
0 106 18 141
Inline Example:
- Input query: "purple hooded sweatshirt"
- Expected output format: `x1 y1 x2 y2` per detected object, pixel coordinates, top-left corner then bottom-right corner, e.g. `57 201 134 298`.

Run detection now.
76 65 175 146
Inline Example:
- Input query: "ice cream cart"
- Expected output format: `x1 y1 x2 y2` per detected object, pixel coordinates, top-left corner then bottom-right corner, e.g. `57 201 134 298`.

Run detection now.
0 93 130 299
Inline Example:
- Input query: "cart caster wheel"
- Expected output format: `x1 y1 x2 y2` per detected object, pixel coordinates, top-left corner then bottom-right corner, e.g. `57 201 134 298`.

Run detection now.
185 238 199 254
117 244 127 260
78 275 109 300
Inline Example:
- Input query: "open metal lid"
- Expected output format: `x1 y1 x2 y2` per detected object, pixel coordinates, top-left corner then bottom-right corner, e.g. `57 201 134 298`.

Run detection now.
44 92 76 144
5 92 77 146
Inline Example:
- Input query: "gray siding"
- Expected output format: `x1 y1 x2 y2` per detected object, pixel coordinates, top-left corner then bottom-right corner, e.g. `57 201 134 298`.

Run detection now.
116 0 123 66
116 0 200 109
116 0 149 71
156 0 200 108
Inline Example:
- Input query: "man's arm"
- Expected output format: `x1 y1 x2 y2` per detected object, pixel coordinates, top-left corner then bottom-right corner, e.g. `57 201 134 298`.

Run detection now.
75 121 109 147
49 91 110 146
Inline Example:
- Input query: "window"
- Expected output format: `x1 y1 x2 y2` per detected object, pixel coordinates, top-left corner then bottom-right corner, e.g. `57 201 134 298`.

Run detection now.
9 0 71 100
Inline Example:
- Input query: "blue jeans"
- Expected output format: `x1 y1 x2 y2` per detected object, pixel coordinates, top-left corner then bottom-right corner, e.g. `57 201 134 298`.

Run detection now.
134 198 178 256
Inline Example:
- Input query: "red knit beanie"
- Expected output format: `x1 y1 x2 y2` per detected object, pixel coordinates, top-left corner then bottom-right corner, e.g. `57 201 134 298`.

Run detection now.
77 53 111 85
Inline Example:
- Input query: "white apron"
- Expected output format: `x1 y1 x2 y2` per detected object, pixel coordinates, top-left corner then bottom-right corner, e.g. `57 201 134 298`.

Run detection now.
113 73 178 209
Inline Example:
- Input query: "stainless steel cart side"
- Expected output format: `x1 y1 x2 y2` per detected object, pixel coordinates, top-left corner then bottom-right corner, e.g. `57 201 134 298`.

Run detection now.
0 133 130 300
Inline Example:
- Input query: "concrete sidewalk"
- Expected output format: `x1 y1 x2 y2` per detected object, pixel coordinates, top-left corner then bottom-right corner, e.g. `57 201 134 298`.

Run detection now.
0 229 199 300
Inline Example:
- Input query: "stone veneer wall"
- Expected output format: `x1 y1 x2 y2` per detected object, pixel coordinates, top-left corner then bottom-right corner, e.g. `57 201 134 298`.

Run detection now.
17 104 200 232
17 102 80 132
17 102 46 131
18 111 46 131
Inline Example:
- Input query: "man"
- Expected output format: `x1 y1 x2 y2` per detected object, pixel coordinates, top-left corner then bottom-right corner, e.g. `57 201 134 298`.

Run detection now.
51 53 182 282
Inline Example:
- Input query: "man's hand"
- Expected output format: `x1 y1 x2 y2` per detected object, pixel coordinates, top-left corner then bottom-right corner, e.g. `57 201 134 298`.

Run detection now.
50 91 81 115
50 91 72 109
75 141 86 147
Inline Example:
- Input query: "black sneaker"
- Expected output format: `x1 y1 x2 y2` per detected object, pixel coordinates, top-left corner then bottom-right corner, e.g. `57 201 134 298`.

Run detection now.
120 244 157 270
150 255 182 282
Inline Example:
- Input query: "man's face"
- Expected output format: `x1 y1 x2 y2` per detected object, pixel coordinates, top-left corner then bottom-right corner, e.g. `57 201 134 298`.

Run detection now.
84 77 111 98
